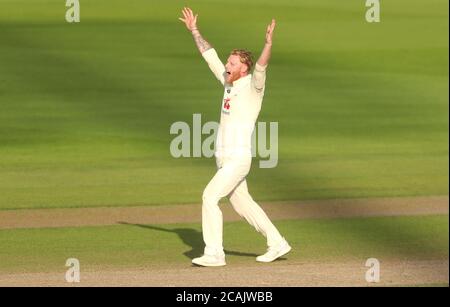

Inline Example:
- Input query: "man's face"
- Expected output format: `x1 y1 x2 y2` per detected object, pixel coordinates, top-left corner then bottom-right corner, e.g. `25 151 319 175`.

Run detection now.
225 54 248 84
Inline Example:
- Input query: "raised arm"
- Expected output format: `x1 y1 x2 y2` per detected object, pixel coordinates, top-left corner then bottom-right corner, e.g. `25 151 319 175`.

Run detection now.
179 7 212 54
252 19 276 93
179 7 226 85
256 19 276 67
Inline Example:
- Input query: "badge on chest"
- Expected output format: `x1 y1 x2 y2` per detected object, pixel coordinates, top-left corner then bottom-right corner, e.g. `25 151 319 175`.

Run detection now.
222 97 231 115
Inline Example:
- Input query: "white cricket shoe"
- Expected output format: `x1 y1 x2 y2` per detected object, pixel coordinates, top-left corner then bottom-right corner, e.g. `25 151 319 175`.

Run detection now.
192 254 226 267
256 238 292 263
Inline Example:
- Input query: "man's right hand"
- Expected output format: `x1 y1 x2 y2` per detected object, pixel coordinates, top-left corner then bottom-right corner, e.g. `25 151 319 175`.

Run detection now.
179 7 198 32
179 7 212 54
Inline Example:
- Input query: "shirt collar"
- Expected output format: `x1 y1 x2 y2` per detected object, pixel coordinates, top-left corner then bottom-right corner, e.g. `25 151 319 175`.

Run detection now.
232 74 251 87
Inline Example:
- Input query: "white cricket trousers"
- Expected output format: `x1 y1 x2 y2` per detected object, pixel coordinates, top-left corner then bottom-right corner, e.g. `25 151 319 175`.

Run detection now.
202 156 284 256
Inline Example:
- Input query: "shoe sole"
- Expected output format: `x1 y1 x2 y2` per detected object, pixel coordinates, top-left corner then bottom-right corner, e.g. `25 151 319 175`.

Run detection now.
256 245 292 263
192 260 226 267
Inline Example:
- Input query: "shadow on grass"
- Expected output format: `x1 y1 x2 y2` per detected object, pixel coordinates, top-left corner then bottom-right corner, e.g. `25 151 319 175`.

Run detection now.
117 222 259 260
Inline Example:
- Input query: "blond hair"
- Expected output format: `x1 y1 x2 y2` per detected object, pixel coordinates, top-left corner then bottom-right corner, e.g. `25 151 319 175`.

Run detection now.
230 49 254 72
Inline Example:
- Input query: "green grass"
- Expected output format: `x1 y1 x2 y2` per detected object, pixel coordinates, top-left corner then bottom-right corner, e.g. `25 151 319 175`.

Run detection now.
0 0 448 209
0 215 447 273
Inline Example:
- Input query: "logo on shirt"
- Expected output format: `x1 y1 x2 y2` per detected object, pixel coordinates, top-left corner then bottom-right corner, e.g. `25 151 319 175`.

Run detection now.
222 98 231 115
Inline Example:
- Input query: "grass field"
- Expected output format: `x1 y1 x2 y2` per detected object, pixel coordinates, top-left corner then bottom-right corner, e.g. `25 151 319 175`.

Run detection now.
0 215 448 273
0 0 448 209
0 0 448 287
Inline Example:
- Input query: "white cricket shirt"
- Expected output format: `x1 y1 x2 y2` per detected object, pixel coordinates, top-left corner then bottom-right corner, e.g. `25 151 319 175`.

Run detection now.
202 48 268 160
